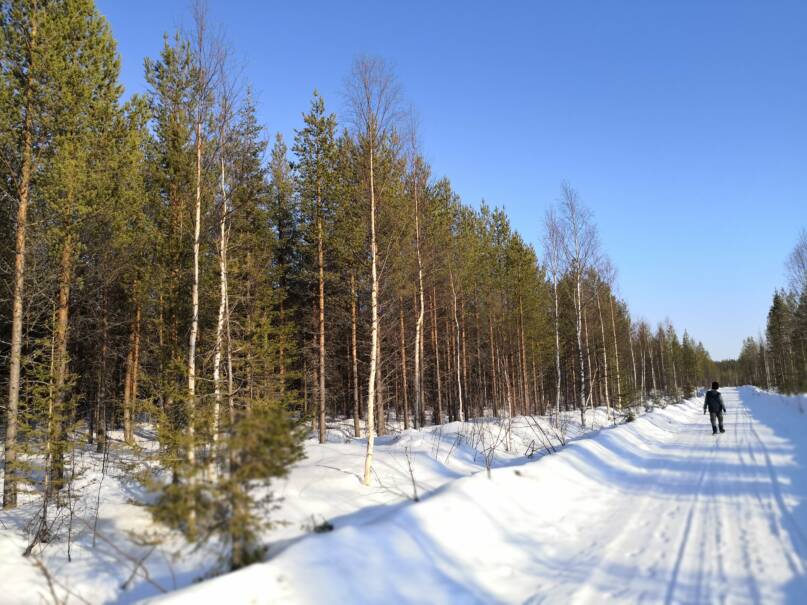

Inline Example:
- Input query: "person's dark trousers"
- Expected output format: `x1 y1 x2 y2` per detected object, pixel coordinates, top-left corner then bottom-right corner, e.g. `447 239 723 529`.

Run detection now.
710 411 725 434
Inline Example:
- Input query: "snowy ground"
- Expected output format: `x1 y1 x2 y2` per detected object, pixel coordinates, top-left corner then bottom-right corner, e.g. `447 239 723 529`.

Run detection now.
0 402 624 604
154 387 807 605
2 388 806 604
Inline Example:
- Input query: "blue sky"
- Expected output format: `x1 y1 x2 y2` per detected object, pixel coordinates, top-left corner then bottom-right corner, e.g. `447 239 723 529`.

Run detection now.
97 0 807 360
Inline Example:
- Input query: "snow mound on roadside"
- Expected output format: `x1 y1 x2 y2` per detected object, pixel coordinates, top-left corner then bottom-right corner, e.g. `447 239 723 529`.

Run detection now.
150 400 702 605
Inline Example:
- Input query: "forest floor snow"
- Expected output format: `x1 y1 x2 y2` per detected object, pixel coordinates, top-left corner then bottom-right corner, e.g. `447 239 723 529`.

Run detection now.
4 388 807 603
154 387 807 605
0 402 629 604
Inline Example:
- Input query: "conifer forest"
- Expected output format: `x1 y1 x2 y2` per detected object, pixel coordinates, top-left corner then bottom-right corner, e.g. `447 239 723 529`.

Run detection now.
1 2 805 604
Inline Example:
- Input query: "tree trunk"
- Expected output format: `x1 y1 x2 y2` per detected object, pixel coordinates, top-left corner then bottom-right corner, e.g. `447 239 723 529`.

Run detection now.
413 174 425 431
225 278 234 427
596 287 611 417
351 272 360 437
553 278 562 420
187 119 202 469
212 156 229 465
658 335 667 394
475 307 486 415
460 300 469 416
489 314 498 417
431 288 442 425
3 13 36 508
531 352 540 415
640 345 646 400
123 302 141 445
92 292 109 448
399 298 410 429
376 330 385 436
50 234 75 494
574 273 586 426
363 144 378 486
445 314 454 421
608 296 622 409
449 265 464 422
317 191 326 444
303 360 308 417
279 299 286 396
519 298 530 415
670 340 678 396
630 330 638 400
584 306 593 408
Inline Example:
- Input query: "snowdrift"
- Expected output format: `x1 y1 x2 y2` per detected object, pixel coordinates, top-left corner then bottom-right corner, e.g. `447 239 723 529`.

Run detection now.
152 400 706 604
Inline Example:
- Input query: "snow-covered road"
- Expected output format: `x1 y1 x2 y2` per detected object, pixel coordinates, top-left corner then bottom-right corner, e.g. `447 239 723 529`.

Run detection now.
156 387 807 605
533 386 807 604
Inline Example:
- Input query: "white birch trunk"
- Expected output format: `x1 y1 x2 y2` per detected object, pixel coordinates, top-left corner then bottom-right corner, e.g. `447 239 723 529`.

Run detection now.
363 145 378 486
596 287 610 416
575 274 586 426
413 171 425 430
609 296 622 409
553 278 562 419
187 120 202 468
212 155 228 474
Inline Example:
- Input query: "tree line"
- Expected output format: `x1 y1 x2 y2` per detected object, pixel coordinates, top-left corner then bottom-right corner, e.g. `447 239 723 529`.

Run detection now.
719 230 807 392
0 0 718 568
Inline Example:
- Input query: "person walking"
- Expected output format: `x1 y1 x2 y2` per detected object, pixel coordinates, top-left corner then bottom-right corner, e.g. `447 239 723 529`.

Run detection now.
703 381 726 435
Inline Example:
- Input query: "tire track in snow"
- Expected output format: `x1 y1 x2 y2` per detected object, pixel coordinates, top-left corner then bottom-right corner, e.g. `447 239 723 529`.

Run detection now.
564 401 714 604
663 415 718 605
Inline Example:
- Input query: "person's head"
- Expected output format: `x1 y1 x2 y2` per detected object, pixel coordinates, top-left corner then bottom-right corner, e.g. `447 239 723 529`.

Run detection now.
711 381 719 390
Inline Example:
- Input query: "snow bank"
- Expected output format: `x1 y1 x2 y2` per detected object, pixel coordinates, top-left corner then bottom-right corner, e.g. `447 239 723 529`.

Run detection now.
151 400 701 605
9 390 804 604
0 404 645 604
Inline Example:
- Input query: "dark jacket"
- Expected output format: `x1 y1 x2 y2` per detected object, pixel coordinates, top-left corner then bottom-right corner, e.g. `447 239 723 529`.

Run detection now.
703 389 726 414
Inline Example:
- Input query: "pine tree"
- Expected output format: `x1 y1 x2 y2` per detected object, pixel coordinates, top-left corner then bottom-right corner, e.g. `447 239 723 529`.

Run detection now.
0 0 129 534
293 91 337 443
268 133 300 400
1 0 47 509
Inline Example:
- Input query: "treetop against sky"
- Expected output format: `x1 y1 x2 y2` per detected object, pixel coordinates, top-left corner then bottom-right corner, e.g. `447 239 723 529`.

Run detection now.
97 0 807 359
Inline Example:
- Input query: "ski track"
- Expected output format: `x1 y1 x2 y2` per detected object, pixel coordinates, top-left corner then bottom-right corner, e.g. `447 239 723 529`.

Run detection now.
154 387 807 605
532 387 807 605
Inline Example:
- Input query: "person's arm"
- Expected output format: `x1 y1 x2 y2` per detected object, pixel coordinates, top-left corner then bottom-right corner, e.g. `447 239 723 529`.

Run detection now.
704 392 708 414
719 393 726 412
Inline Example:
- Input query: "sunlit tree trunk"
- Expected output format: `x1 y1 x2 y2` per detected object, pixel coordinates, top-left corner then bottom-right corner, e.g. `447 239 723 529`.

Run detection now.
609 296 622 409
363 141 378 485
3 12 37 508
449 264 464 422
596 287 610 416
399 298 410 429
212 155 229 462
432 289 443 425
519 298 530 414
50 234 75 493
351 272 360 437
187 117 202 470
413 169 425 430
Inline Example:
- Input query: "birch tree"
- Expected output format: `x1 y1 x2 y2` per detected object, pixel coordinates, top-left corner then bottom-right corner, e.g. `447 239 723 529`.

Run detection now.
345 56 400 485
406 117 428 430
211 46 238 465
187 0 221 472
543 208 565 420
558 183 601 426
